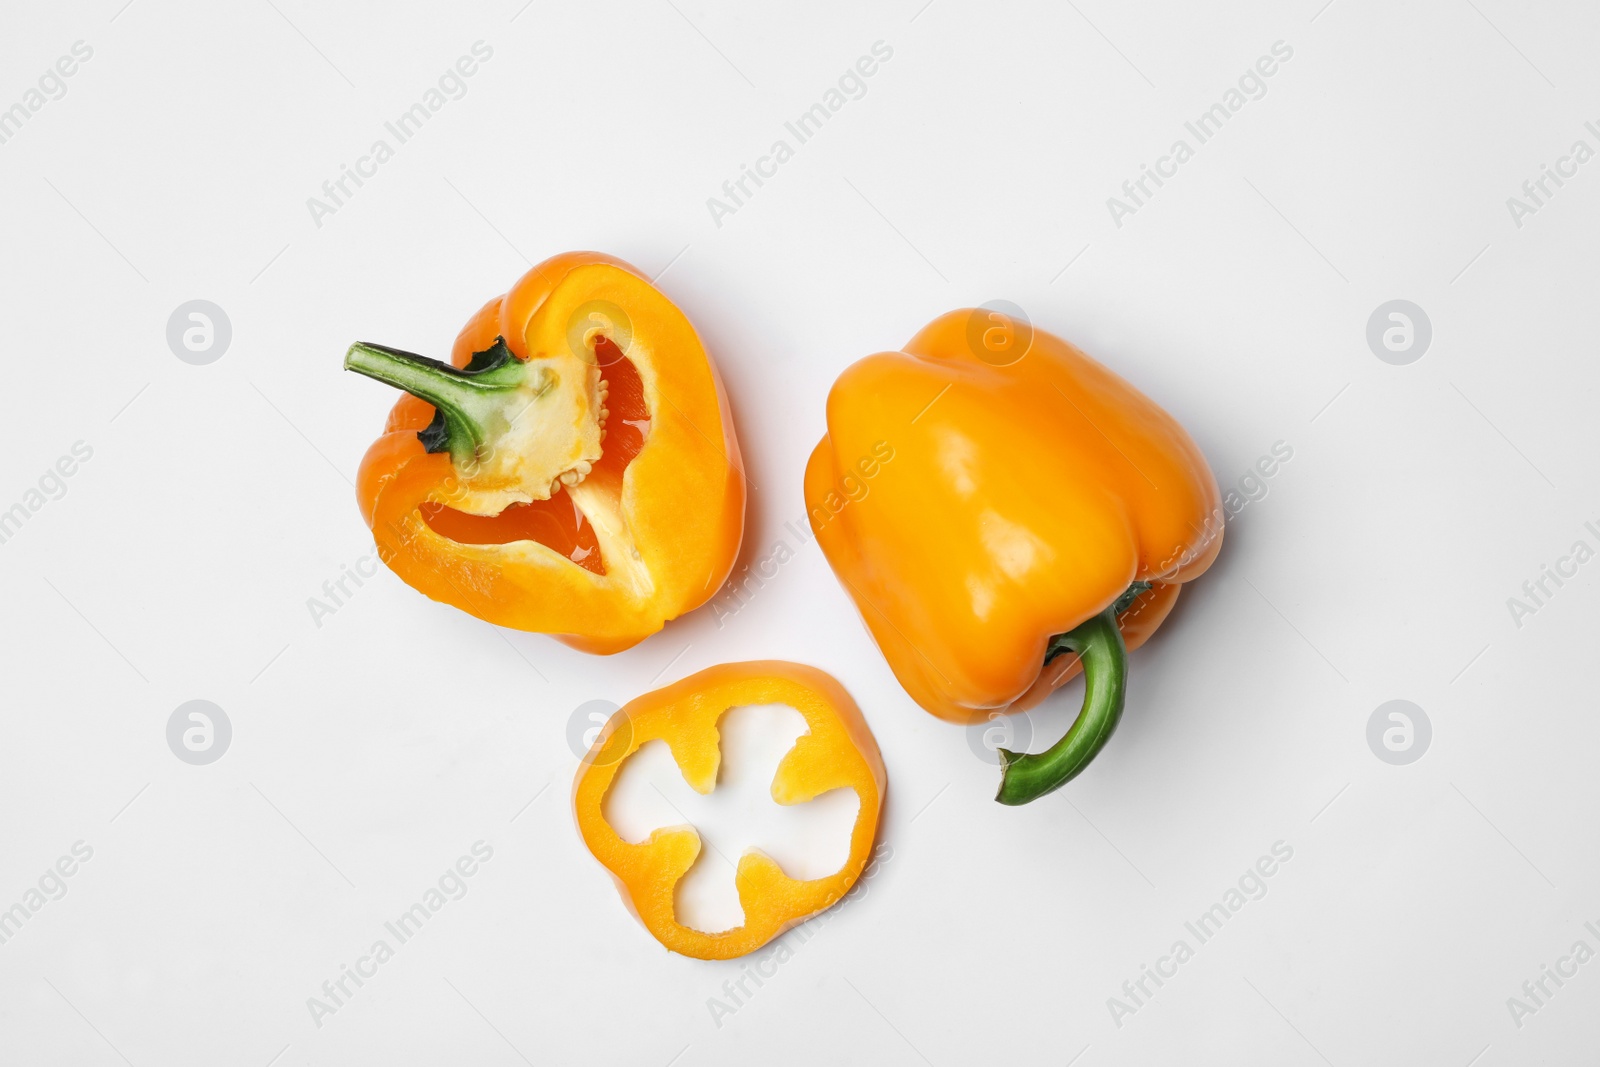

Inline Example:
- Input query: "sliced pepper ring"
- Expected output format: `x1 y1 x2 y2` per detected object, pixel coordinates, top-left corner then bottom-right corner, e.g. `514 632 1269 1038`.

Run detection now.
572 661 886 960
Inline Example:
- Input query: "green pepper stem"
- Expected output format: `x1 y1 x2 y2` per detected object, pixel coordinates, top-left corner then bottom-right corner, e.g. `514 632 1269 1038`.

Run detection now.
343 340 525 466
995 607 1127 805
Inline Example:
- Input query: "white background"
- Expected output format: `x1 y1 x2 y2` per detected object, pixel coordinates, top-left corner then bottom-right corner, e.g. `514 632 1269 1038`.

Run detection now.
2 0 1598 1063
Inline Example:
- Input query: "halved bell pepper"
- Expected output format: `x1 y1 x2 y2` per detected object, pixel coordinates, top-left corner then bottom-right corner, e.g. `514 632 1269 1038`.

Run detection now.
572 661 886 960
804 309 1222 804
345 252 745 654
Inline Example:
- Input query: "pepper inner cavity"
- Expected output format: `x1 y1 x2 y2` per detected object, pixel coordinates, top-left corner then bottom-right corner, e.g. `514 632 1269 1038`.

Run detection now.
420 337 652 574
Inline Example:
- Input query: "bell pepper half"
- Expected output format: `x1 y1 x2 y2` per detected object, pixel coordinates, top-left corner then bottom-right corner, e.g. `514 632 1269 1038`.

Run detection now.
344 252 745 654
572 661 886 960
804 309 1222 805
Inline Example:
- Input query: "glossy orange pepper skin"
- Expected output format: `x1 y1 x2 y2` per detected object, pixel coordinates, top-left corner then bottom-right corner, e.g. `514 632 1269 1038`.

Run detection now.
354 252 745 654
804 310 1222 723
572 661 886 960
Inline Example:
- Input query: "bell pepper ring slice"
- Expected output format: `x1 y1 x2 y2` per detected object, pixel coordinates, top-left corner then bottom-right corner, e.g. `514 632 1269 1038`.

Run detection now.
572 661 887 960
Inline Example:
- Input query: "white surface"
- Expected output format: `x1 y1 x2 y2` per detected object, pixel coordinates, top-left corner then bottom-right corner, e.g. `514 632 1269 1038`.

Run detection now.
2 0 1597 1063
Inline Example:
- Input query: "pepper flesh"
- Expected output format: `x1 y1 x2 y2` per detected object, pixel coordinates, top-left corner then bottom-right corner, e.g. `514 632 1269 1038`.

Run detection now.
348 252 745 654
572 661 886 960
804 309 1222 801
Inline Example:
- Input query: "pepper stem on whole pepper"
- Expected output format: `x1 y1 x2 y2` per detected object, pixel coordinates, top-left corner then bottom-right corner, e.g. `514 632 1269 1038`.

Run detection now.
343 338 546 469
994 581 1148 805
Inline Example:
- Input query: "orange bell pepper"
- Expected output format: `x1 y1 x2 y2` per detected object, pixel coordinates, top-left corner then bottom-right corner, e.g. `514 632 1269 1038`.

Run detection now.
804 309 1222 804
572 661 886 960
344 252 745 654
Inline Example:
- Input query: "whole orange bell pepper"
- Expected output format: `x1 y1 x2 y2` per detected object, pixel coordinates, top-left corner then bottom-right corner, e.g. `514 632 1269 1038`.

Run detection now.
804 308 1222 804
344 252 745 654
572 661 886 960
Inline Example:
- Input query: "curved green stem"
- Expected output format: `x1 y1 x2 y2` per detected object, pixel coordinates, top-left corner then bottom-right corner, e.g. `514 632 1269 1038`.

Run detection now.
343 338 526 467
995 607 1127 805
